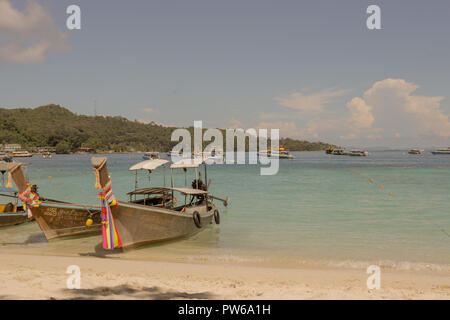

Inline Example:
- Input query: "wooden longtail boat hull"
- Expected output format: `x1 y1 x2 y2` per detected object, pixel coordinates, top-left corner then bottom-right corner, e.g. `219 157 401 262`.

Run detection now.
92 156 218 249
111 201 216 249
7 162 102 240
31 202 102 240
0 212 29 227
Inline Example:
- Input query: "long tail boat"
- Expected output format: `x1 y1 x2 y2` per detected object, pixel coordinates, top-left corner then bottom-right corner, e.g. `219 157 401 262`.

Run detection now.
91 156 225 250
8 162 102 239
0 185 28 228
0 161 29 227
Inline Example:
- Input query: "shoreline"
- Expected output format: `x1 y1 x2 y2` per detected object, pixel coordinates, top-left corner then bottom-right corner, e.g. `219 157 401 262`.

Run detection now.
0 252 449 300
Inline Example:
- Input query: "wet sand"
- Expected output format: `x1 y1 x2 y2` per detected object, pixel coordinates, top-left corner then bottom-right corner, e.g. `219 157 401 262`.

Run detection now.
0 252 449 300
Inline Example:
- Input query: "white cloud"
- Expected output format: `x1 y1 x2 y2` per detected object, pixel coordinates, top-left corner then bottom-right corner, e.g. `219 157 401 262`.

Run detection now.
362 78 449 137
228 117 245 129
262 79 449 145
275 88 349 114
346 97 374 129
256 121 309 138
0 0 69 64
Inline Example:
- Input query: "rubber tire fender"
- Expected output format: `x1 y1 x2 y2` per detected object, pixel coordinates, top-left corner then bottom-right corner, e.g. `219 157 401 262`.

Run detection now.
214 210 220 224
193 211 202 228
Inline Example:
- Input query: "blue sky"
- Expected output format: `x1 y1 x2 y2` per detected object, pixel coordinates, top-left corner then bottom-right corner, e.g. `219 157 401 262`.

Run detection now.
1 0 450 147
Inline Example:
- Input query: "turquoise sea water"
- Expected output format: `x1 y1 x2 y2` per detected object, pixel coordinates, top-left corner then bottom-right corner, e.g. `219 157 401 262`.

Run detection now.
1 151 449 270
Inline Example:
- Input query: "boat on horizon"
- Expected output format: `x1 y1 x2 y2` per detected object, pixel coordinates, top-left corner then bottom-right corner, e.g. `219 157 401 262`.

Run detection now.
193 149 224 163
331 148 346 155
431 147 450 155
408 149 424 155
91 156 228 250
258 147 294 159
346 150 369 156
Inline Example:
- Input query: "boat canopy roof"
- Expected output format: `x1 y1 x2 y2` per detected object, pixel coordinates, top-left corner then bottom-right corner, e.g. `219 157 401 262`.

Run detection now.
129 159 169 171
171 187 207 195
127 186 207 196
170 158 204 169
127 187 170 195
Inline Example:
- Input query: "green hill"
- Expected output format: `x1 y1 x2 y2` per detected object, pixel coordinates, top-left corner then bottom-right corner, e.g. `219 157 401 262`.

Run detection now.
0 105 336 153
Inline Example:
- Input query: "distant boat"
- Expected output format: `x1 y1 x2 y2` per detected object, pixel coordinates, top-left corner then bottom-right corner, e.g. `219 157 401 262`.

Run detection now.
408 149 423 155
42 152 53 159
431 148 450 155
193 149 224 163
11 151 32 158
346 150 369 156
325 147 334 154
331 148 346 155
258 148 294 159
143 152 159 160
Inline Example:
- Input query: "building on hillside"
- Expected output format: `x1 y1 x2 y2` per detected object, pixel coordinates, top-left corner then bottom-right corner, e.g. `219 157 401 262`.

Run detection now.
36 147 57 153
76 147 95 154
1 144 22 152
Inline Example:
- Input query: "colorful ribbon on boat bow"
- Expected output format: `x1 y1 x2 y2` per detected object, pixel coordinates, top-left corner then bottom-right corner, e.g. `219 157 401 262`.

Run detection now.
19 183 41 218
96 175 122 250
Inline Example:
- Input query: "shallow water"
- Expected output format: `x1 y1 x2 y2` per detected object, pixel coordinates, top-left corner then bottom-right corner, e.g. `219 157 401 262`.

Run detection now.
1 151 449 270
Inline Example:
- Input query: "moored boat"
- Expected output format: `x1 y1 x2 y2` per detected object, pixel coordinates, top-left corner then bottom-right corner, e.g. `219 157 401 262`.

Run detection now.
0 161 29 227
8 162 102 239
193 149 224 163
91 156 227 250
10 151 33 158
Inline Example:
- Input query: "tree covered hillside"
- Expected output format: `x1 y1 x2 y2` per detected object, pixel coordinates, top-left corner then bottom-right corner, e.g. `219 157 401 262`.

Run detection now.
0 105 336 153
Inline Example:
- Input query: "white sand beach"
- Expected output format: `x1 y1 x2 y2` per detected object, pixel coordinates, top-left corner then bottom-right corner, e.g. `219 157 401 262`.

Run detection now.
0 252 449 300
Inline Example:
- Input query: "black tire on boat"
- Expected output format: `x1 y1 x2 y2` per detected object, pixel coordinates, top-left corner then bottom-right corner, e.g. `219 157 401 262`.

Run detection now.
193 211 202 228
214 210 220 224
